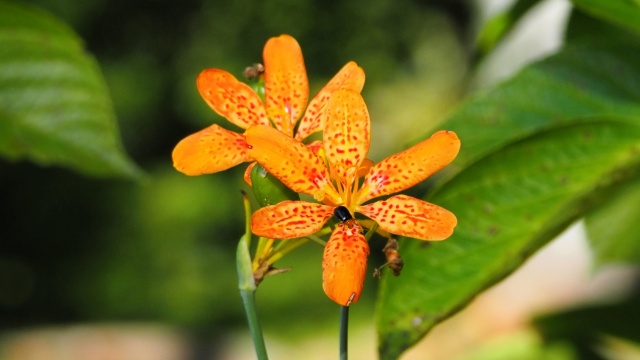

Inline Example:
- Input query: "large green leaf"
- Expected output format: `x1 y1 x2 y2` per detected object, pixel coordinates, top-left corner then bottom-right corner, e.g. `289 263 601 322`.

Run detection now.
0 2 141 178
376 41 640 359
571 0 640 36
584 175 640 267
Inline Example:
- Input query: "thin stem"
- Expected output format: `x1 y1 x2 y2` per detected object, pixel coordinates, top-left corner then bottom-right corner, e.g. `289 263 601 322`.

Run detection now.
364 222 379 241
241 191 252 249
306 234 327 246
340 305 349 360
268 238 309 264
240 289 269 360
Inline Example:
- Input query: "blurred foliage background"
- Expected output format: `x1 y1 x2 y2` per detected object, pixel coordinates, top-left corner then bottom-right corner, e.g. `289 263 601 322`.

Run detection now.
2 0 640 359
0 0 472 356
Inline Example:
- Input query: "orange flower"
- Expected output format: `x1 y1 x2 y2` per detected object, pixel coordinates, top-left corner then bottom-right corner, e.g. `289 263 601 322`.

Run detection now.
245 89 461 306
172 34 365 182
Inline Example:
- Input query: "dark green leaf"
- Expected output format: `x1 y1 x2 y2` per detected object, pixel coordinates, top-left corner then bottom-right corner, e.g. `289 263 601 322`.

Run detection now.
571 0 640 36
376 42 640 359
0 2 141 179
535 291 640 358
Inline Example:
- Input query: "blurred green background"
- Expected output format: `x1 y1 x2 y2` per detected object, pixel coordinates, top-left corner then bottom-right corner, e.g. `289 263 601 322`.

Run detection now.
5 0 640 359
0 0 472 357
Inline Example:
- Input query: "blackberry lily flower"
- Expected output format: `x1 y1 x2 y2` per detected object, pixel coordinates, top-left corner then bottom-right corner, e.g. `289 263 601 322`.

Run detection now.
245 89 460 306
172 34 365 183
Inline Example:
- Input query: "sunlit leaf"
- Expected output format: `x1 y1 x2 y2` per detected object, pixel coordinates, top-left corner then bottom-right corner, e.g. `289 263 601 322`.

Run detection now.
376 41 640 359
0 2 141 178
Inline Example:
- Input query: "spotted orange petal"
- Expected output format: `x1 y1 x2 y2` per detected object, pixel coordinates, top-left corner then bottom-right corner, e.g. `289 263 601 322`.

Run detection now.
322 224 370 306
172 124 251 176
358 130 460 204
251 201 334 239
323 89 370 181
245 125 341 205
197 69 269 129
263 34 309 136
295 61 366 141
357 194 457 240
306 140 323 155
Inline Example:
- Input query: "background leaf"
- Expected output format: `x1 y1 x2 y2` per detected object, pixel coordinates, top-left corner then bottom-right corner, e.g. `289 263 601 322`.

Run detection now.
376 41 640 359
571 0 640 36
584 176 640 267
534 290 640 359
0 2 141 178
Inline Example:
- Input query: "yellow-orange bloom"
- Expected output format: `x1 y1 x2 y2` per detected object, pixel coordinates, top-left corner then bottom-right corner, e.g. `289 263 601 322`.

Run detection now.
172 34 365 182
245 89 460 306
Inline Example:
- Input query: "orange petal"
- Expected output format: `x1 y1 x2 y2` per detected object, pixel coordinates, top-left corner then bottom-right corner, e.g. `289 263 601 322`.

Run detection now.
358 130 460 204
322 224 370 306
306 140 323 155
357 195 457 240
263 35 309 136
295 61 366 141
251 201 334 239
245 125 341 204
197 69 269 129
323 89 370 181
243 161 257 186
172 124 251 176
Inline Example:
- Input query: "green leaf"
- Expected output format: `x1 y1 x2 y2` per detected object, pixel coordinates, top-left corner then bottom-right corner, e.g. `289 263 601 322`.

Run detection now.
376 41 640 359
584 176 640 267
0 2 141 179
534 292 640 356
571 0 640 36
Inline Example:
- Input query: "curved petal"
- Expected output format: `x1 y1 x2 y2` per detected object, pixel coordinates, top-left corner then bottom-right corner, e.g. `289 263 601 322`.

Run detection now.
305 140 323 155
245 125 341 204
251 201 334 239
357 195 457 241
358 130 460 204
322 224 370 306
323 89 370 181
295 61 366 141
172 124 251 176
197 69 269 129
263 34 309 136
243 161 257 186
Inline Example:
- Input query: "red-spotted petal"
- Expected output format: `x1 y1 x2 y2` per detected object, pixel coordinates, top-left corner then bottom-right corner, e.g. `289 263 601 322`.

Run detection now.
323 89 370 181
322 224 370 306
358 130 460 204
306 140 323 155
357 194 457 240
172 124 251 176
245 125 341 205
251 201 334 239
263 34 309 136
295 61 366 141
197 69 269 129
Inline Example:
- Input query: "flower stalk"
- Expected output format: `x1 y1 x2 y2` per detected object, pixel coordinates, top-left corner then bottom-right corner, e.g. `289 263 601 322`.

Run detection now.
237 193 268 359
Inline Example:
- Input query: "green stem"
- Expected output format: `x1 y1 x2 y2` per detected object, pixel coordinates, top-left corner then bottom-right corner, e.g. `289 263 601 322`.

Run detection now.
306 234 328 246
340 305 349 360
237 235 269 360
239 288 269 360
